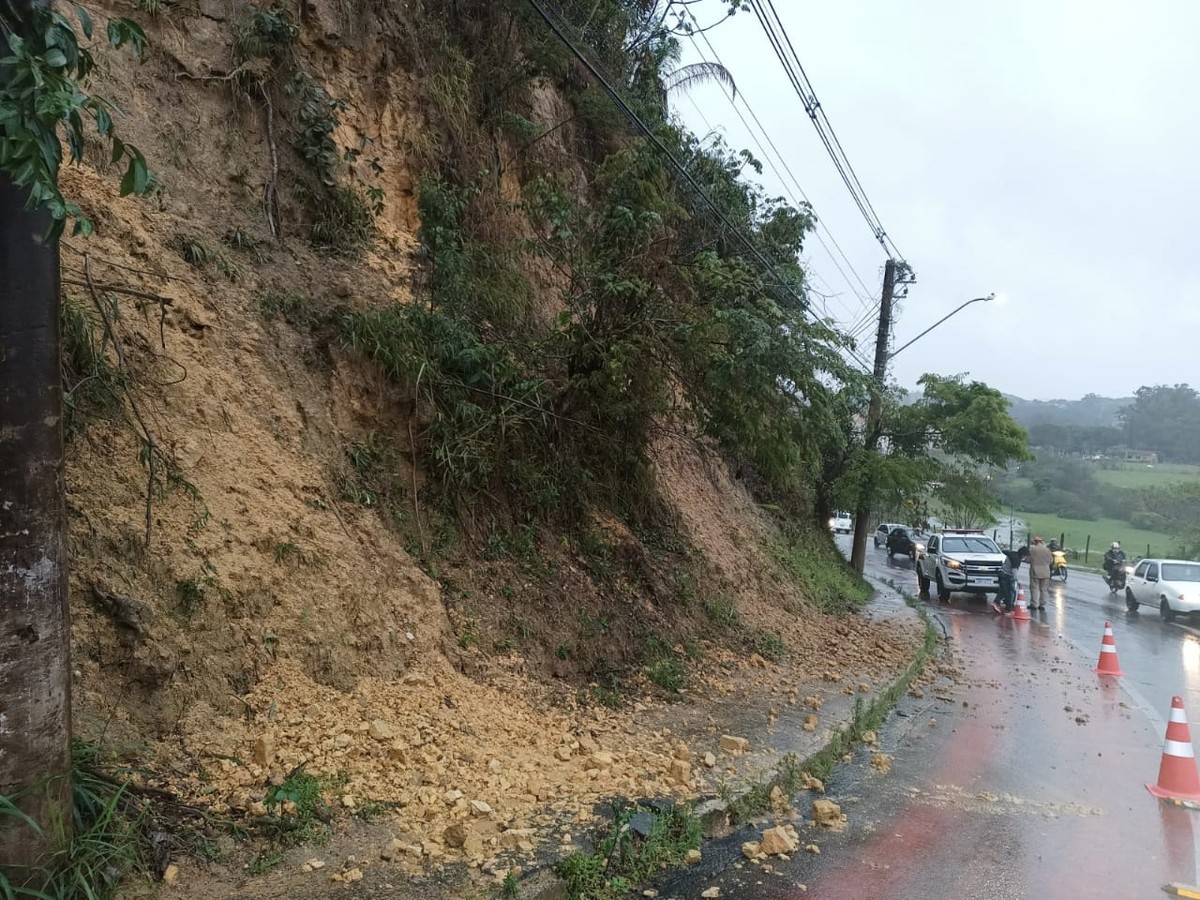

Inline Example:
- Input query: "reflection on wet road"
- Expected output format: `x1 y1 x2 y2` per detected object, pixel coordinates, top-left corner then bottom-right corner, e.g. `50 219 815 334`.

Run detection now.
654 537 1200 899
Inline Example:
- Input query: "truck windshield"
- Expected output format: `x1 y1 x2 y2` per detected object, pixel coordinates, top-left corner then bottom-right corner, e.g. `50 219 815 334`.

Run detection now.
941 537 1000 554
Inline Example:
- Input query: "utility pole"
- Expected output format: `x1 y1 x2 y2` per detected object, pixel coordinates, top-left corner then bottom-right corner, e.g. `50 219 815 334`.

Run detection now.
0 2 72 872
849 258 896 573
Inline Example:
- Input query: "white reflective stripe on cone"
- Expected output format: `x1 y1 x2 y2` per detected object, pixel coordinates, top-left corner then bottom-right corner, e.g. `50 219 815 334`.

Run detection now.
1165 739 1196 758
1100 645 1117 653
1172 707 1190 724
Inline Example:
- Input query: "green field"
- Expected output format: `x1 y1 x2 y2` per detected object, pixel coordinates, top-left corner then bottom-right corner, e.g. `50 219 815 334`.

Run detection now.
1089 462 1200 490
1013 511 1185 561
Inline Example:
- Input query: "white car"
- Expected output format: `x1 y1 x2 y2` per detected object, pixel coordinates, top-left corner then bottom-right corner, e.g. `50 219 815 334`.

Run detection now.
828 511 853 534
873 522 906 548
1126 559 1200 621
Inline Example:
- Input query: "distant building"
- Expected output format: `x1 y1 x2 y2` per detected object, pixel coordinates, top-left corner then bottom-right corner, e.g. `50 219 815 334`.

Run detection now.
1120 449 1160 463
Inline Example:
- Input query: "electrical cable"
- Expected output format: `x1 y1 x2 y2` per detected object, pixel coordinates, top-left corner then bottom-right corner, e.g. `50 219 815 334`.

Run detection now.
528 0 876 375
759 0 902 261
748 0 903 261
684 20 878 324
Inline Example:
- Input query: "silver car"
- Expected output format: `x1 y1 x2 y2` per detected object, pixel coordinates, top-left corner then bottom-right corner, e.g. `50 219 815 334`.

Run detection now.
1126 559 1200 621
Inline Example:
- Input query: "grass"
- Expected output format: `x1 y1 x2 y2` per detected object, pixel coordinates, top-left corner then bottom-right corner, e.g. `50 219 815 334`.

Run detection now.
645 656 685 692
748 630 788 662
0 741 155 900
1013 511 1183 561
702 594 739 627
1090 462 1200 490
555 802 701 900
258 291 318 328
771 525 871 613
261 769 330 846
499 868 520 899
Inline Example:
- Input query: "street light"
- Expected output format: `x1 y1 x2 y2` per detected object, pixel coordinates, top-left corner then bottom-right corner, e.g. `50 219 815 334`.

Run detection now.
889 293 996 360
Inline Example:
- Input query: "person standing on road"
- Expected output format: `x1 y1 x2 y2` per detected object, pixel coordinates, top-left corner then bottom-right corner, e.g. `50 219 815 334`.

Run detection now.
1027 535 1053 610
993 545 1028 614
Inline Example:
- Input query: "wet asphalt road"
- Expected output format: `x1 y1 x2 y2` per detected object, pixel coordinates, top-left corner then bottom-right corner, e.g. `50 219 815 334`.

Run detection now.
654 537 1200 899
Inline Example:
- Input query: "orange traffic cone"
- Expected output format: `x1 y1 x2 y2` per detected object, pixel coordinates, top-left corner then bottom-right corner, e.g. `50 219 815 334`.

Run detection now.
1148 696 1200 802
1011 583 1030 621
1095 621 1124 677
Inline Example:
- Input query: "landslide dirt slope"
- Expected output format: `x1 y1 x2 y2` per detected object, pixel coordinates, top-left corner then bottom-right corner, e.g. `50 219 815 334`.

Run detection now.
53 1 918 891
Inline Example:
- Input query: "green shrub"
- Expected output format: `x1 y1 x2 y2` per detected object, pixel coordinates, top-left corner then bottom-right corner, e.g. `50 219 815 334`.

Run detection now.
645 656 684 692
1130 510 1169 531
750 630 788 662
342 304 559 505
556 803 701 900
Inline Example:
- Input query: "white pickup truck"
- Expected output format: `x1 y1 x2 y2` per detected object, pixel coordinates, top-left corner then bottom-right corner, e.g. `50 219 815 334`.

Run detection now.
917 530 1008 602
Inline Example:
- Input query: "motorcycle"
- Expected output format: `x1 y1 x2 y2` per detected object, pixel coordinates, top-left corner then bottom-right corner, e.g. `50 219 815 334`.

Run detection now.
1104 560 1129 593
1050 549 1068 581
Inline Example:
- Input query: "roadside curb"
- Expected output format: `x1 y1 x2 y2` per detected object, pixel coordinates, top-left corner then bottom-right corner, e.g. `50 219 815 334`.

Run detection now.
513 579 941 900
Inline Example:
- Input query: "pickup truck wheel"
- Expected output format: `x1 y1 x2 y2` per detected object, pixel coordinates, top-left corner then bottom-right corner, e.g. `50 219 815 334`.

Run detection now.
917 568 930 594
1161 597 1176 622
936 572 951 602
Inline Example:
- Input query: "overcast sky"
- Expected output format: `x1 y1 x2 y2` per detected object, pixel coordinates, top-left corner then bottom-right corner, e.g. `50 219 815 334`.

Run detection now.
675 0 1200 400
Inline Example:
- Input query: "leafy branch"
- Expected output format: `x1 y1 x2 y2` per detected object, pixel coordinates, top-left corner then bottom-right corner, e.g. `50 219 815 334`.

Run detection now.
0 3 152 237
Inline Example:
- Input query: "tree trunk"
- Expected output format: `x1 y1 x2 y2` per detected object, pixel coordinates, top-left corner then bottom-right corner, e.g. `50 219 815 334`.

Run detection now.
0 169 71 871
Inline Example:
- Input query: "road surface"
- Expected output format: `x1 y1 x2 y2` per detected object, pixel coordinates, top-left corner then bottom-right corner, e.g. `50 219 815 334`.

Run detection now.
654 536 1200 899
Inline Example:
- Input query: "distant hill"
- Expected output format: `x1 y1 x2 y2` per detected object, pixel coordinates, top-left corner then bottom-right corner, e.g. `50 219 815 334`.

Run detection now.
901 388 1132 429
1002 393 1132 429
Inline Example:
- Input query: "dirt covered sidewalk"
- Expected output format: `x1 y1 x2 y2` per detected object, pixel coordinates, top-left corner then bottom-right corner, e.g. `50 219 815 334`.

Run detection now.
131 585 928 900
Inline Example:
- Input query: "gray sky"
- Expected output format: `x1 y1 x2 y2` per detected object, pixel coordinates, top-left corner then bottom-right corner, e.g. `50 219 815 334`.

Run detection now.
676 0 1200 400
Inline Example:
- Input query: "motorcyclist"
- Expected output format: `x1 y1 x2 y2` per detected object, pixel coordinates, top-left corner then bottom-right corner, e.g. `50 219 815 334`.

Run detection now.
1103 541 1126 579
1049 540 1068 575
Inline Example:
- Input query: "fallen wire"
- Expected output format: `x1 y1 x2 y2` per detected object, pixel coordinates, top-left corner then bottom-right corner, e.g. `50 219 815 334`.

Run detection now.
83 252 172 548
260 82 281 240
63 275 175 306
62 241 198 285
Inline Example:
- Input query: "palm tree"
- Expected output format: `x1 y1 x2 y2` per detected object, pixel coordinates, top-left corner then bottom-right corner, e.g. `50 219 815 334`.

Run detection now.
662 59 736 98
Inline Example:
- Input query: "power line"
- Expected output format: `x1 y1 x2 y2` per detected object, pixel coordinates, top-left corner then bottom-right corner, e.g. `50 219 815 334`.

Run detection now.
760 0 899 261
686 13 878 306
679 12 881 364
681 68 862 327
748 0 904 261
526 0 876 375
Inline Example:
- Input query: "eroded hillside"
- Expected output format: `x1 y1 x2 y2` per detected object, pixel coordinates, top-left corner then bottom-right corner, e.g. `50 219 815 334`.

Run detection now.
49 0 912 889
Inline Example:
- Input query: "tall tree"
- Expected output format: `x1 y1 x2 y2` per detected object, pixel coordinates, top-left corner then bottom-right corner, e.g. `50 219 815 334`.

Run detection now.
832 374 1031 529
1119 384 1200 463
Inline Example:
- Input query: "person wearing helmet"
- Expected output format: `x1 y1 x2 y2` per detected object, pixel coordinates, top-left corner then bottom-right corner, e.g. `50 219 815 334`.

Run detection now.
1103 541 1126 580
